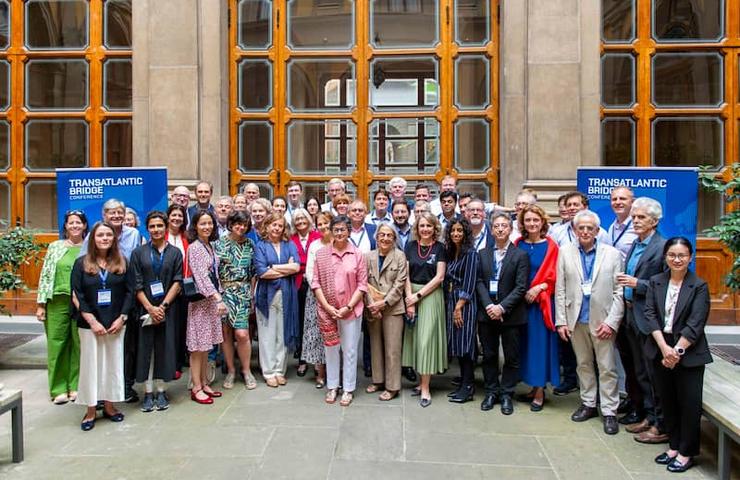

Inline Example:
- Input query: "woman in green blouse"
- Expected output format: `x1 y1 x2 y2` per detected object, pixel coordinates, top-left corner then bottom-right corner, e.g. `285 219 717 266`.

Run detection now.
36 210 89 404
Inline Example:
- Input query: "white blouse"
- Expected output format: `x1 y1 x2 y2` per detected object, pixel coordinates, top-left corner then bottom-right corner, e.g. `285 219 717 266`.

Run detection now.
663 282 681 333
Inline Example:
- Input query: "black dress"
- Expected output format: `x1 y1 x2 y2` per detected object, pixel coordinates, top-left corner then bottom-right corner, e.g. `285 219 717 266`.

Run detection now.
130 243 183 383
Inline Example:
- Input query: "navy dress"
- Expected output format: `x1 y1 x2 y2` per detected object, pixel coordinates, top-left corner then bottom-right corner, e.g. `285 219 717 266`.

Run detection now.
444 249 479 360
518 241 560 388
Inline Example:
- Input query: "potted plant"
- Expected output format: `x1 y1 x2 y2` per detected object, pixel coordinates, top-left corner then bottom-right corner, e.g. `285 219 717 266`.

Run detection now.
0 226 45 314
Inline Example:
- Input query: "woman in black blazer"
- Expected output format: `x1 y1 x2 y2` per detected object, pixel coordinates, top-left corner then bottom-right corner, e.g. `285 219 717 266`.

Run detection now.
644 237 712 474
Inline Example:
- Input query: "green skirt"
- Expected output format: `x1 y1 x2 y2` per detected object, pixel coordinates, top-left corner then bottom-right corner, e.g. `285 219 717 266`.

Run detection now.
402 283 448 375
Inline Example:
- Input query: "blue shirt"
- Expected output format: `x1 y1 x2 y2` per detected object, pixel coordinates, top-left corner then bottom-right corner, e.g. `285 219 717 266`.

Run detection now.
577 243 597 324
394 224 412 250
79 225 142 261
624 232 654 301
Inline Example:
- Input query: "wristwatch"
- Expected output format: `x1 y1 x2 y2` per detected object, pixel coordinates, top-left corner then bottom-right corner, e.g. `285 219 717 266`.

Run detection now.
416 292 422 300
675 347 686 356
162 301 170 309
120 314 128 323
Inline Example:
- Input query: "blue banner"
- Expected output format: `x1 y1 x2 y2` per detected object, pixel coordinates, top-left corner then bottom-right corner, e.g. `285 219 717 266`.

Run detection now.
576 167 698 250
55 167 169 238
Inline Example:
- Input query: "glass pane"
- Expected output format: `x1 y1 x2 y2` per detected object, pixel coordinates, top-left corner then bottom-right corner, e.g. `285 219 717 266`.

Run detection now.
25 120 88 170
371 57 438 110
0 1 9 49
287 0 354 50
652 117 722 167
104 120 132 167
288 59 354 111
25 0 88 49
0 180 8 228
238 59 272 111
455 55 489 109
653 0 724 42
25 180 57 231
239 121 272 173
457 181 490 201
0 120 8 170
238 0 272 49
455 118 489 173
103 59 132 110
289 180 356 206
26 59 88 110
369 118 439 174
602 0 635 42
602 118 635 166
652 53 722 107
288 120 356 175
0 60 8 110
697 186 722 233
455 0 488 45
601 53 635 107
104 0 131 49
371 0 438 48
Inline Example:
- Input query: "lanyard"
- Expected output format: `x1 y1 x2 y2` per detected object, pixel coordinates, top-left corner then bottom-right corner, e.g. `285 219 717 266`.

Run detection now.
350 228 366 248
567 225 573 243
474 229 487 250
98 269 109 288
150 244 164 277
611 220 632 246
492 247 506 281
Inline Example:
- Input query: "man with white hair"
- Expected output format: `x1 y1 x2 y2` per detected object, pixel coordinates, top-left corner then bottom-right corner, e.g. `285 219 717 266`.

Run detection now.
388 176 410 207
606 186 638 260
80 198 142 260
242 183 261 206
464 198 494 251
556 210 624 436
170 186 191 208
321 178 346 214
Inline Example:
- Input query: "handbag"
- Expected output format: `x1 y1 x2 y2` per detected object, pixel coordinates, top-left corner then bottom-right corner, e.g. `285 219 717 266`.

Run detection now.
403 312 417 327
182 243 219 302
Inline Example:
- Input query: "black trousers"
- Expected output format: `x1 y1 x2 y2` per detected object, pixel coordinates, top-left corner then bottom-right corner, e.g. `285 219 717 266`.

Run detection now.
616 320 643 408
559 337 578 387
479 320 520 396
123 313 139 390
623 308 662 428
653 358 705 456
458 356 475 387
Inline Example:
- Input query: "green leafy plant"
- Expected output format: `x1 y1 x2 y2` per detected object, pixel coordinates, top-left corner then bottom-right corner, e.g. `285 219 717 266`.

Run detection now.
699 163 740 291
0 227 46 314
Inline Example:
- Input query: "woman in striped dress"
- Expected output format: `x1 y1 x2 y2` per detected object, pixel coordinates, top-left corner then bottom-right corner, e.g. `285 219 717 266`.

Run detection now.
443 218 479 403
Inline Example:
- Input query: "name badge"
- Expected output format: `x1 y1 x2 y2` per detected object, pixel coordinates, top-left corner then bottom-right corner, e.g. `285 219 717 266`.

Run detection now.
97 289 112 306
150 281 165 298
581 282 592 297
489 280 499 295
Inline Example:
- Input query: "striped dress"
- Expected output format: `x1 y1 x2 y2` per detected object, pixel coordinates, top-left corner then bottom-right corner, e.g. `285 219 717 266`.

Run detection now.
444 248 479 359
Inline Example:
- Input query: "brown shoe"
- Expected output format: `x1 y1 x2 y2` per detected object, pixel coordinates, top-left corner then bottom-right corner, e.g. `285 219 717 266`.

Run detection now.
625 418 650 434
634 426 670 444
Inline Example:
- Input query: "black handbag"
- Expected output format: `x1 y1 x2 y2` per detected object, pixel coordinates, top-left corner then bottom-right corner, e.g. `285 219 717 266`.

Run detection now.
403 312 417 327
181 276 204 301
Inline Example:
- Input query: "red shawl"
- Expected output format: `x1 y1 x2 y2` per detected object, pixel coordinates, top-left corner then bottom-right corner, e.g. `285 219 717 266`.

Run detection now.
516 236 559 331
291 230 322 288
314 246 340 347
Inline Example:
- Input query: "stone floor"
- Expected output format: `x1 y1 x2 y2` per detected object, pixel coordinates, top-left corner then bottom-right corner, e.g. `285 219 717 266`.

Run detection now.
0 363 730 480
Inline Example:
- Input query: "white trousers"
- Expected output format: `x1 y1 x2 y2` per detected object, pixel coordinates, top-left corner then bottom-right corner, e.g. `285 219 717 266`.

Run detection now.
77 326 126 407
325 316 362 392
572 322 620 416
256 291 287 379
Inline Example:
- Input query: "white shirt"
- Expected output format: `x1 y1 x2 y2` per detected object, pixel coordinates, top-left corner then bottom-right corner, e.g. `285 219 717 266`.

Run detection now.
320 202 338 216
472 225 490 251
365 210 392 226
663 282 682 333
349 226 372 253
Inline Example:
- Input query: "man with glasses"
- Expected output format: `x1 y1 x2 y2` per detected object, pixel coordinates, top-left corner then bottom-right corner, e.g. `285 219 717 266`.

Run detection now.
170 186 191 209
555 210 624 435
510 189 537 242
464 198 494 252
322 178 347 214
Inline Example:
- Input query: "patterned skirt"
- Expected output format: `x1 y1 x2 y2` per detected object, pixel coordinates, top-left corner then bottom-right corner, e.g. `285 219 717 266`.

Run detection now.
300 289 325 365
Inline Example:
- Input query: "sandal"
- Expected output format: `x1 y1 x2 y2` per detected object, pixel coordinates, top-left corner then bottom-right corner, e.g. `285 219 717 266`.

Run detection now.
325 388 338 404
339 391 354 407
276 375 287 386
297 364 308 377
365 383 381 394
244 371 257 390
379 390 398 401
266 377 279 388
223 372 235 390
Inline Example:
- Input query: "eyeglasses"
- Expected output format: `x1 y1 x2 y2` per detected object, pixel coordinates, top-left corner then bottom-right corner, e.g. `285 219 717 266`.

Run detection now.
666 253 690 260
492 223 510 229
576 225 596 232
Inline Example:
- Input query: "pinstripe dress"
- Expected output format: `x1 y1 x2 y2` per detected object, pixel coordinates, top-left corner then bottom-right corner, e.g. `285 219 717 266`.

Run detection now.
444 248 479 360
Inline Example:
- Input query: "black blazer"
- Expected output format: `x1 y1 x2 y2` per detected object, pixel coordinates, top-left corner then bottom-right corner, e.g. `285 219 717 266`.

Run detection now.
475 244 530 326
624 232 667 334
643 271 713 368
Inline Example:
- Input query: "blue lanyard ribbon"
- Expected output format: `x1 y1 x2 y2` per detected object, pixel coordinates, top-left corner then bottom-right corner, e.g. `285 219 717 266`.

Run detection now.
611 220 632 246
98 269 109 288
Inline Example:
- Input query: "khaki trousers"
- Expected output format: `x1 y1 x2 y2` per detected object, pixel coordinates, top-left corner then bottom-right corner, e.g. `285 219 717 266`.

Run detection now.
368 313 404 392
572 322 619 416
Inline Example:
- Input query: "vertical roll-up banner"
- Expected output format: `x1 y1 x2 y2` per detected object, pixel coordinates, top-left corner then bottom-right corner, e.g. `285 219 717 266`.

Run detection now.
56 167 169 238
576 167 699 249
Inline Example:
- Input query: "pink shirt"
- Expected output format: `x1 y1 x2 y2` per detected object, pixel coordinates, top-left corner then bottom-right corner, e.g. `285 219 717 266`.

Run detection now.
311 243 368 318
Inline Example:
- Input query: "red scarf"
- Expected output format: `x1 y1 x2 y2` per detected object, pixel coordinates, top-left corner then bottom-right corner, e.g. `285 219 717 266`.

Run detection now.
291 230 322 288
165 230 190 275
314 246 340 347
516 236 559 331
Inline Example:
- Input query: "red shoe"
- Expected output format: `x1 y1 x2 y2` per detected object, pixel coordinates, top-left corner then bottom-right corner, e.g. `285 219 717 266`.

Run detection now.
203 388 222 398
174 370 182 380
191 390 213 405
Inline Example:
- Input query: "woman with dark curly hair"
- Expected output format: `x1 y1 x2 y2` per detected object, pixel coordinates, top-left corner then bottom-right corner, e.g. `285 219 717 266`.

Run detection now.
444 218 480 403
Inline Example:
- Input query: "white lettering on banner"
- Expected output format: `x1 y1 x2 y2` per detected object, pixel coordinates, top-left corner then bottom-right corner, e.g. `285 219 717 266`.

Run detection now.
67 176 145 200
586 177 669 198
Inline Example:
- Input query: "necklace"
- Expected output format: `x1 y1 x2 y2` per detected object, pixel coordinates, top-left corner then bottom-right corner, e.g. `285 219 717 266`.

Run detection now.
417 241 434 260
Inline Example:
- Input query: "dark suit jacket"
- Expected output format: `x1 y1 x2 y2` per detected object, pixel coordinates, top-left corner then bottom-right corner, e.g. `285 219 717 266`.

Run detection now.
187 203 215 222
643 271 713 368
475 244 530 326
625 231 667 334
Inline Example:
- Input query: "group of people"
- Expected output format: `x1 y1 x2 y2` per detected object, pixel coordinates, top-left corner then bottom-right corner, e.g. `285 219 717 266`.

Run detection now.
35 176 712 473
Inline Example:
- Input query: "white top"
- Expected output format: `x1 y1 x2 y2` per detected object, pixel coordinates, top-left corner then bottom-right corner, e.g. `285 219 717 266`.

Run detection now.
663 282 681 333
305 240 329 285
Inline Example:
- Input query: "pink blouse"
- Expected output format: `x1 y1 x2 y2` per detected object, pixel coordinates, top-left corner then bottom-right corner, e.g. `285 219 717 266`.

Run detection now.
311 243 368 319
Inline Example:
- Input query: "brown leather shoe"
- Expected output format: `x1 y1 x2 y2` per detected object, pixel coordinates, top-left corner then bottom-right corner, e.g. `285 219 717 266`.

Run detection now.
625 418 650 434
634 426 669 444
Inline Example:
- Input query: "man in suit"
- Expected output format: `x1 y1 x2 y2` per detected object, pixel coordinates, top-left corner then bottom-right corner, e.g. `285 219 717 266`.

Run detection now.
555 210 624 435
187 181 215 222
617 197 668 444
465 198 495 252
476 213 530 414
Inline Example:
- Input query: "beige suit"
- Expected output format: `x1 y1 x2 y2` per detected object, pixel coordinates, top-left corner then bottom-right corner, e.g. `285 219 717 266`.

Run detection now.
364 248 408 392
555 241 624 415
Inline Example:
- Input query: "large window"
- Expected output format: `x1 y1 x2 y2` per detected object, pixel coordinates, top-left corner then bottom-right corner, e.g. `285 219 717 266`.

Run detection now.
0 0 132 231
600 0 733 232
230 0 499 203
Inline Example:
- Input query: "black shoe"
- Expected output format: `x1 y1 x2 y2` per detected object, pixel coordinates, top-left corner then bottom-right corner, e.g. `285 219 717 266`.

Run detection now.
95 400 104 411
500 395 513 415
410 386 421 397
80 417 96 432
419 397 432 408
140 393 155 413
364 367 372 378
102 410 125 422
124 387 139 404
447 387 461 398
514 392 535 403
617 397 632 415
571 404 599 422
667 457 694 473
449 385 474 404
619 410 644 425
451 376 462 387
603 415 619 435
553 383 578 396
655 452 677 465
402 367 417 383
480 393 498 411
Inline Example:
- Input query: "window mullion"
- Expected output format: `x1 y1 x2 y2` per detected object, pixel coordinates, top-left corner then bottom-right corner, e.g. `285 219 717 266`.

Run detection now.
89 0 103 168
355 0 370 202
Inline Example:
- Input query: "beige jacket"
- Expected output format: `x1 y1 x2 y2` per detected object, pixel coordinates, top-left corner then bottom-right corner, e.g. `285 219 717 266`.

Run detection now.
364 248 408 317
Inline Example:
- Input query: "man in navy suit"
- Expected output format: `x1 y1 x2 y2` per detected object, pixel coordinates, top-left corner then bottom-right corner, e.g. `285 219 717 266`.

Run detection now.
187 181 215 222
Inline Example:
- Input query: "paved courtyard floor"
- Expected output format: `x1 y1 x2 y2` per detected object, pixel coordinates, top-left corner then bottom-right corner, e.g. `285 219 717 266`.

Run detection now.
0 362 731 480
